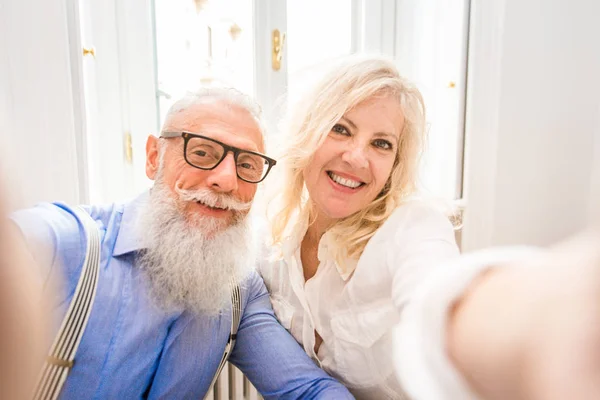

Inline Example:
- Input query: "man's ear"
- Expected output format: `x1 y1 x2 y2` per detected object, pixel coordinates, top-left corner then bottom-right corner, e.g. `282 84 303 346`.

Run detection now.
145 135 160 180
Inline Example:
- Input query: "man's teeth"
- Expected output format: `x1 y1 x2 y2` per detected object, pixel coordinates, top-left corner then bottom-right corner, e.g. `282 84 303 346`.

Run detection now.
196 201 226 210
328 172 363 189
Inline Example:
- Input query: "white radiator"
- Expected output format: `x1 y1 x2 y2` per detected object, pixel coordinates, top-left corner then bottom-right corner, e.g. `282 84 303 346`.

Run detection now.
206 362 262 400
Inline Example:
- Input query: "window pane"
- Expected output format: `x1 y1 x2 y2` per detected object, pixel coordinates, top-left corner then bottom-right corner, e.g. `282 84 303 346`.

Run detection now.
153 0 254 126
286 0 353 104
395 0 469 200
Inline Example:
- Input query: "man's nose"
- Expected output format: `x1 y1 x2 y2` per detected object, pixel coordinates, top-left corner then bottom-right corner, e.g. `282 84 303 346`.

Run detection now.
205 153 239 193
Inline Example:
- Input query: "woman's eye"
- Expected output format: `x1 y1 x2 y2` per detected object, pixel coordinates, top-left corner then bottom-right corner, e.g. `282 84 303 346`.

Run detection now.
373 139 393 150
331 124 350 136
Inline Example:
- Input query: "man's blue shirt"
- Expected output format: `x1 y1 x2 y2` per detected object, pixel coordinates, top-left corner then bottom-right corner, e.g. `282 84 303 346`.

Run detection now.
12 194 353 399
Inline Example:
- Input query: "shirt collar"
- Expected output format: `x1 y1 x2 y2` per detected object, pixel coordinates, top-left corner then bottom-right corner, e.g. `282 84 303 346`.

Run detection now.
317 231 358 281
112 192 149 256
282 211 358 282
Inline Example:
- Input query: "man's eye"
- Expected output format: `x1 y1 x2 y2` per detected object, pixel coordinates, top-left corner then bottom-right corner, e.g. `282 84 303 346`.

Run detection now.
237 154 261 170
239 163 254 170
331 124 350 136
373 139 393 150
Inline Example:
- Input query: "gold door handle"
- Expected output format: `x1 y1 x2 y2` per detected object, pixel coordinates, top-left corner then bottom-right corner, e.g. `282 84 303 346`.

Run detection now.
124 131 133 164
272 29 286 71
83 46 96 58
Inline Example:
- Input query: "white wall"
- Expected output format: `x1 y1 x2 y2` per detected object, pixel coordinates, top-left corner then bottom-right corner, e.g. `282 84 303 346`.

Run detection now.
462 0 600 249
0 0 82 209
589 105 600 224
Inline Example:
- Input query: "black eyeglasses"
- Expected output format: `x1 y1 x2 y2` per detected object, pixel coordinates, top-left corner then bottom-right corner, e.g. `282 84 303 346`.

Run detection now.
160 131 277 183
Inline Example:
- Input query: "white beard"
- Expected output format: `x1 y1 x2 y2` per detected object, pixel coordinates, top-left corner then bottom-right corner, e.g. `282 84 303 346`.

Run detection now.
135 179 255 316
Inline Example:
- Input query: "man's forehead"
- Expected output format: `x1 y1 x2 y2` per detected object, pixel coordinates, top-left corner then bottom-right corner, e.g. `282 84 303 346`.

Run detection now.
163 101 264 152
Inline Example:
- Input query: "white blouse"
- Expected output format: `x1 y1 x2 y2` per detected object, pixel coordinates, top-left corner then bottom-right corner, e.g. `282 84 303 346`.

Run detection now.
259 201 463 399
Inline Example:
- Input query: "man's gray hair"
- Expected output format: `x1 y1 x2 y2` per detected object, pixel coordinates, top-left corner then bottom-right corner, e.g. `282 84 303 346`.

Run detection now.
163 87 266 136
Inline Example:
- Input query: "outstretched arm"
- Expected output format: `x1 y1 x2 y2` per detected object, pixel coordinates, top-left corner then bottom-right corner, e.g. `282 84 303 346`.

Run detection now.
392 226 600 400
447 232 600 400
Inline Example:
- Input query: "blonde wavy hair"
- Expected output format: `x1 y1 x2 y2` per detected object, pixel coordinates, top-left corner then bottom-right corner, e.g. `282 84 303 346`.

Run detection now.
269 55 427 269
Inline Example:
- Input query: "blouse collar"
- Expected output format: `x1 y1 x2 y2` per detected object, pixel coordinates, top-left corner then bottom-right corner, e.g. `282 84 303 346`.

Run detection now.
281 211 358 281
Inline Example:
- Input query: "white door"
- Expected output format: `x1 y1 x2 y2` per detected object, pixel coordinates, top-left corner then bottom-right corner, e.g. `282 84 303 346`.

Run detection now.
77 0 160 203
78 0 136 204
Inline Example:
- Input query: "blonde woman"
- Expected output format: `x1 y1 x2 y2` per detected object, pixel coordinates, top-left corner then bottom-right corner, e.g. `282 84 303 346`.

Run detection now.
259 55 459 399
260 55 600 400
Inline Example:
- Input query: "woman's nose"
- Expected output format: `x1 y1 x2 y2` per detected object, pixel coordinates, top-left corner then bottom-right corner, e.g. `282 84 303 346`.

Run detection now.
341 144 369 169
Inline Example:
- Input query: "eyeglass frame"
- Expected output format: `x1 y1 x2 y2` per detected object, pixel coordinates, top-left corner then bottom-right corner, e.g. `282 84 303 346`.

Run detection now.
159 131 277 183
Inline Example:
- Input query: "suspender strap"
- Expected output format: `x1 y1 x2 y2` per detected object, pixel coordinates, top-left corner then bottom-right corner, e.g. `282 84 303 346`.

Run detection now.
204 277 242 399
33 207 101 400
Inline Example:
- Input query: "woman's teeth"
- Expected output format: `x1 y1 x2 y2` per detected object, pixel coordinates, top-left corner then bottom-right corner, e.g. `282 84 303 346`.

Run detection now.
327 172 363 189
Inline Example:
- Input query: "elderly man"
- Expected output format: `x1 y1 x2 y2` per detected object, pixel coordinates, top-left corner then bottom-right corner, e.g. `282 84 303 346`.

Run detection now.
11 88 353 399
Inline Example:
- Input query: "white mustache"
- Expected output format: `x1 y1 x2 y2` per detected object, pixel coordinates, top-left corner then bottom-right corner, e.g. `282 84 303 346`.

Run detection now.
175 184 252 212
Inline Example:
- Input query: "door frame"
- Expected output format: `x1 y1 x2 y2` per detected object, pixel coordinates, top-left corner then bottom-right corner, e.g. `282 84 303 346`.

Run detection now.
461 0 507 251
66 0 91 203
